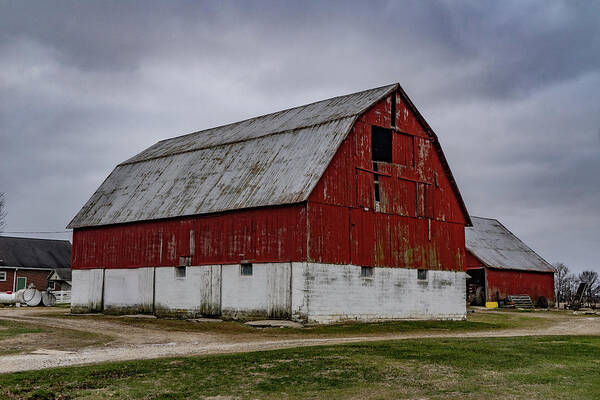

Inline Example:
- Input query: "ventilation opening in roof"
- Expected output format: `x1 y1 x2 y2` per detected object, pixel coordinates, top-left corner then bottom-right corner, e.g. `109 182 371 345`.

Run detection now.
372 126 392 163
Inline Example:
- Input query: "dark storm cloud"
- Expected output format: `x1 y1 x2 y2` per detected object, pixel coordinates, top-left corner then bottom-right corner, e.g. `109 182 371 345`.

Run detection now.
0 0 598 271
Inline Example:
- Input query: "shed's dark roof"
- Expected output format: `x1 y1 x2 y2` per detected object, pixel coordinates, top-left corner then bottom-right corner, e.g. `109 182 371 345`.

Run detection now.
68 83 471 228
465 216 554 273
0 236 71 269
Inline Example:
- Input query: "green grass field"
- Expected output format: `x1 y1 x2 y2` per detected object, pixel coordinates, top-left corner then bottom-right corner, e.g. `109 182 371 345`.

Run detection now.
3 335 599 400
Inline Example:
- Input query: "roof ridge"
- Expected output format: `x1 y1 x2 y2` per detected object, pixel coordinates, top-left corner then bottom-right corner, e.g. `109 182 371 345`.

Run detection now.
119 115 357 166
0 236 71 243
153 83 397 145
121 84 398 166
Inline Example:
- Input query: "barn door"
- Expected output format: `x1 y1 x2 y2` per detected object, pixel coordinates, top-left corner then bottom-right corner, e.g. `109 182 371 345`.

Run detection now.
267 262 292 319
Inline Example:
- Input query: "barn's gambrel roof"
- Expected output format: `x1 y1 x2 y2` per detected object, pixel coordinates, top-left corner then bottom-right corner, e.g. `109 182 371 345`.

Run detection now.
466 216 554 273
68 84 470 228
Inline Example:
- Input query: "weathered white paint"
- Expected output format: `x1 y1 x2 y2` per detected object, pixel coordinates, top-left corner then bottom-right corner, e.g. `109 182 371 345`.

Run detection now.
71 269 104 313
103 268 154 314
71 262 465 323
291 263 466 323
154 265 221 317
221 263 291 318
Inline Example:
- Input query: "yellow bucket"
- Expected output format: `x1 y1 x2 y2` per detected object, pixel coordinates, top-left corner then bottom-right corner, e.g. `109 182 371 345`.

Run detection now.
485 302 498 309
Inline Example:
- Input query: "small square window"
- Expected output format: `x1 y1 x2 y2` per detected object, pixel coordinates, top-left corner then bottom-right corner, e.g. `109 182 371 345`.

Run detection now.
0 271 6 281
241 263 253 276
175 266 187 279
361 266 374 278
417 269 427 280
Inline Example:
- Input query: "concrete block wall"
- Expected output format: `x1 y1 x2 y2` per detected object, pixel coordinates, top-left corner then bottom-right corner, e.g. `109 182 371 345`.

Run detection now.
221 263 291 319
103 267 154 314
291 262 466 323
71 262 466 323
71 269 104 313
154 265 221 317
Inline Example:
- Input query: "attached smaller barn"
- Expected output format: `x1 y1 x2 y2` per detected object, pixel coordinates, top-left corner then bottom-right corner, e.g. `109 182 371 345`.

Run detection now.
0 236 72 292
465 216 555 307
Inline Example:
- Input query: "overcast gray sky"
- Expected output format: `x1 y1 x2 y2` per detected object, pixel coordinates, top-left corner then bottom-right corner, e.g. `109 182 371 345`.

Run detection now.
1 0 598 273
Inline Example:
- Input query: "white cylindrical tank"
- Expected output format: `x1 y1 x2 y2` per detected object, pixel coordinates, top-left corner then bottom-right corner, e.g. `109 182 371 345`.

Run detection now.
0 292 16 304
16 288 42 306
41 291 57 307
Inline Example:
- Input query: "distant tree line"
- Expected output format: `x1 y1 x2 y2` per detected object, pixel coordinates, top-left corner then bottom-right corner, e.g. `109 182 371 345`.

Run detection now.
554 262 599 308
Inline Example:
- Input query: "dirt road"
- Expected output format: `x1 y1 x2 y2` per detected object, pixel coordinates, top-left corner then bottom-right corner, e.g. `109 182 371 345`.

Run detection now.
1 307 598 374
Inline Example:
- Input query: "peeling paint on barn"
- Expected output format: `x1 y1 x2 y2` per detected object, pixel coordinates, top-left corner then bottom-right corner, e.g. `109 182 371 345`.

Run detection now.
69 84 471 322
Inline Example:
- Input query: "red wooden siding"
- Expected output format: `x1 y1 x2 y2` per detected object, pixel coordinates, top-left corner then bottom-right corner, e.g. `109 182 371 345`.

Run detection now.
308 93 467 271
73 90 468 273
0 269 51 292
72 205 306 269
486 268 555 302
465 251 485 270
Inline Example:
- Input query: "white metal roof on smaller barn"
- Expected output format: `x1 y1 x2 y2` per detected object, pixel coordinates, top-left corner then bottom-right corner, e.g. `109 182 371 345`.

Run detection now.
465 216 554 273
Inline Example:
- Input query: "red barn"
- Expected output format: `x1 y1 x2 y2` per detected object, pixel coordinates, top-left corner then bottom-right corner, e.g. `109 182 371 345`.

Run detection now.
465 216 555 307
68 83 471 323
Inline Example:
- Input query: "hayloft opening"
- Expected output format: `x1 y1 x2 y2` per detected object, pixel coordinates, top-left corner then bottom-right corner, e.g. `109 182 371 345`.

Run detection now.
417 269 427 280
371 126 393 163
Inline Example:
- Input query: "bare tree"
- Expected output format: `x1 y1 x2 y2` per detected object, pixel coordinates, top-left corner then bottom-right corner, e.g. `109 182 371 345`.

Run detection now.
0 192 6 233
578 270 599 307
554 262 570 308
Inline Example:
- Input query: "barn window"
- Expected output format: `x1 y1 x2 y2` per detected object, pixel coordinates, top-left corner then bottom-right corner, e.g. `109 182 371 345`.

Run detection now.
0 271 6 281
372 126 393 163
361 266 374 277
241 263 253 276
373 163 381 204
175 266 187 279
417 269 428 280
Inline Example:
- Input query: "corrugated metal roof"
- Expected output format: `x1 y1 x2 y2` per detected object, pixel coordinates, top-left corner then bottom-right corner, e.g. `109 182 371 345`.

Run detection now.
68 84 397 228
465 216 554 273
0 236 71 269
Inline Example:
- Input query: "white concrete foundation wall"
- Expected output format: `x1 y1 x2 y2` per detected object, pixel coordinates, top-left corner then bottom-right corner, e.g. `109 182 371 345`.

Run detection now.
291 262 466 323
103 268 154 313
71 263 466 323
71 269 104 313
221 263 291 318
154 265 221 316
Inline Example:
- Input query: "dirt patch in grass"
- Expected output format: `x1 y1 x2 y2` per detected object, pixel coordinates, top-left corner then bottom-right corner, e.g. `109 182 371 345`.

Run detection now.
0 317 111 356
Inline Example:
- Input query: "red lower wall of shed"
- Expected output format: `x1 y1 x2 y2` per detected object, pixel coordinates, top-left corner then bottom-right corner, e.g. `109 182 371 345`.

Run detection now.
485 268 555 303
72 205 307 269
